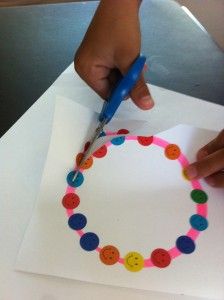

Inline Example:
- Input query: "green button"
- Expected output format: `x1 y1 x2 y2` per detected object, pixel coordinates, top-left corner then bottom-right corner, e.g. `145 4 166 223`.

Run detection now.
191 189 208 204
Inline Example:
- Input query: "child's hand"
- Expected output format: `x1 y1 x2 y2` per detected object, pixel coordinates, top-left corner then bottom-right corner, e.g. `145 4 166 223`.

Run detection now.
185 130 224 188
74 0 154 110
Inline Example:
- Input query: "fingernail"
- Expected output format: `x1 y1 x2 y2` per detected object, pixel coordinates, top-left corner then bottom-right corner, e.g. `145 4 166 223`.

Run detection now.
197 150 208 160
141 95 153 103
185 165 197 179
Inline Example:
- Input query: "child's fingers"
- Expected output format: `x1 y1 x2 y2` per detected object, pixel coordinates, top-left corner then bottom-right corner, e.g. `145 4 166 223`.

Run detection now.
75 59 111 99
143 63 148 72
197 129 224 160
129 74 154 110
83 74 111 100
185 149 224 180
118 56 154 110
205 172 224 188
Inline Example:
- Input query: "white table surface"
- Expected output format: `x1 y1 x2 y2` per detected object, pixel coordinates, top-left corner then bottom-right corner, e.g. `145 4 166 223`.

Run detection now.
1 64 224 300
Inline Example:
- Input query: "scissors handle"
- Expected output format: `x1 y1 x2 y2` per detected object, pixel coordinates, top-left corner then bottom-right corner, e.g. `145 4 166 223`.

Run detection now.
99 55 146 124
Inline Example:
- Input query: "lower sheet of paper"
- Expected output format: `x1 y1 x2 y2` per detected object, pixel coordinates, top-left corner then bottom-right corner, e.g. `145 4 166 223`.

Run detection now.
15 96 224 299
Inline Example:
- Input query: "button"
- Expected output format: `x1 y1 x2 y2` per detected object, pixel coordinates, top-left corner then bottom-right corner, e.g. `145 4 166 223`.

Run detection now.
111 136 125 146
62 193 80 209
176 236 195 254
190 214 208 231
165 144 181 160
191 189 208 204
93 145 107 158
99 131 106 137
124 251 144 272
182 169 190 181
151 248 171 268
76 153 93 169
80 232 99 251
67 171 84 188
117 129 129 135
137 136 153 146
68 213 87 230
84 141 90 152
99 245 120 265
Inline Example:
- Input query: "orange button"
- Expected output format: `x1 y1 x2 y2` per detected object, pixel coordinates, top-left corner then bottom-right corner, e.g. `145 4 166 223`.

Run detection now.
165 144 181 160
99 245 120 265
76 153 93 169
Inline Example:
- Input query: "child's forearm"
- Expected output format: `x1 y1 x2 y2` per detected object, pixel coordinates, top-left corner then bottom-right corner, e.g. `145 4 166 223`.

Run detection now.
99 0 142 12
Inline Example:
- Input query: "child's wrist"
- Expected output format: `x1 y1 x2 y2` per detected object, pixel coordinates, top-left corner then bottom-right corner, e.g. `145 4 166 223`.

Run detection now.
99 0 142 15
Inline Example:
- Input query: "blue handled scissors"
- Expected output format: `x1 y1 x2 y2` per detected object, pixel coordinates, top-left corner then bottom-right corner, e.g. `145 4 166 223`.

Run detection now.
73 54 146 181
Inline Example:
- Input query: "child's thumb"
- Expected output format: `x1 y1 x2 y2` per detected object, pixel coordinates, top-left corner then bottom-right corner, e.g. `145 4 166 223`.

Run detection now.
130 74 154 110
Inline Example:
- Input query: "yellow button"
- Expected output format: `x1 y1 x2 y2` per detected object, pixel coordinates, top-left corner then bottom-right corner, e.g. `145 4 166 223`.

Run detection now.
124 251 144 272
182 169 190 181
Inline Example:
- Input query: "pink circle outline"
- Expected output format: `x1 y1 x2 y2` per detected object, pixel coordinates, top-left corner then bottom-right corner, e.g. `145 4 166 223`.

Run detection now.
63 133 208 268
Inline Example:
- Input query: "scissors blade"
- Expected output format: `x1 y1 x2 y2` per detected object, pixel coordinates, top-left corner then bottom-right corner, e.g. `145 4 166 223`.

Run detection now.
72 119 107 182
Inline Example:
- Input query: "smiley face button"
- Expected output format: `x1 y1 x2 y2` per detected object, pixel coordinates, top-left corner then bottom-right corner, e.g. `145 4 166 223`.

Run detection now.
117 129 129 135
182 169 190 181
124 251 144 272
93 145 107 158
176 235 195 254
111 136 125 146
165 144 181 160
62 193 80 209
99 245 120 265
67 171 84 188
80 232 99 251
84 141 90 152
99 131 106 137
137 136 153 146
190 214 208 231
76 153 93 170
191 189 208 204
68 213 87 230
151 248 171 268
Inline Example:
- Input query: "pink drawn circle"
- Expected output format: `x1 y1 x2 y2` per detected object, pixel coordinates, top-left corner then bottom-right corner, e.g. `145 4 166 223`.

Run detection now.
62 132 208 269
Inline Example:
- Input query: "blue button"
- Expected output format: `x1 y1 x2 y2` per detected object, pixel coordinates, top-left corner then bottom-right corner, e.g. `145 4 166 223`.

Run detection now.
67 171 84 188
99 131 106 138
80 232 99 251
68 213 87 230
176 236 195 254
111 136 125 146
190 214 208 231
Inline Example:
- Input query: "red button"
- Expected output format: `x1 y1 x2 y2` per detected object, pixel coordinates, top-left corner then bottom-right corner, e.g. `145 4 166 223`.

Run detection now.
93 145 107 158
151 248 171 268
84 141 90 152
137 136 153 146
117 129 129 135
62 193 80 209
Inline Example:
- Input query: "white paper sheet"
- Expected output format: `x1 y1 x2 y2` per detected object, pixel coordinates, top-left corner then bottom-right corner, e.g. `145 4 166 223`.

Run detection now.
15 96 224 299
